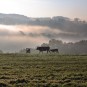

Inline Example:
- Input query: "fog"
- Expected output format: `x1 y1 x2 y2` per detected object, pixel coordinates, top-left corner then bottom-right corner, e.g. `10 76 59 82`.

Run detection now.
0 16 87 52
0 25 51 52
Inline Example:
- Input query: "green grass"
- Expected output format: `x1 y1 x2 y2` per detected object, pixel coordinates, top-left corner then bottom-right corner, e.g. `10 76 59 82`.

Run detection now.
0 54 87 87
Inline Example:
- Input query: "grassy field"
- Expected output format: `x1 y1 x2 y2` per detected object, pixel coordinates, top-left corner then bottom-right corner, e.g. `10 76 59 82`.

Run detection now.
0 54 87 87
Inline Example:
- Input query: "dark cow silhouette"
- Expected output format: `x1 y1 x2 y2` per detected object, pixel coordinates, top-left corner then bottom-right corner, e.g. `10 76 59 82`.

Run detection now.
36 47 50 53
26 48 30 53
50 49 59 53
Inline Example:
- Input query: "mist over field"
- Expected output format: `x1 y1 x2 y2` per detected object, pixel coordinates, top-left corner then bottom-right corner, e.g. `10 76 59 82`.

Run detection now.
0 14 87 52
0 25 49 52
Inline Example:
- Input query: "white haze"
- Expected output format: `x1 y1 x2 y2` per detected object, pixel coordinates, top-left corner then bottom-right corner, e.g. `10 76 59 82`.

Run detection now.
0 24 86 52
0 25 61 52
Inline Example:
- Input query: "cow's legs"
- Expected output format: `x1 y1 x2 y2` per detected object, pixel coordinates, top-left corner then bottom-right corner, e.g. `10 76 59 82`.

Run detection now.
39 51 43 54
47 51 48 54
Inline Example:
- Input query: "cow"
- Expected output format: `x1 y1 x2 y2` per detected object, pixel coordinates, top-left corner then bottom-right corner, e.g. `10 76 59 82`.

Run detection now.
36 46 50 53
26 48 30 53
50 49 59 53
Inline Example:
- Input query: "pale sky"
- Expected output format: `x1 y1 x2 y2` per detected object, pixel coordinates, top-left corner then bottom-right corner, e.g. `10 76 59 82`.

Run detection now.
0 0 87 20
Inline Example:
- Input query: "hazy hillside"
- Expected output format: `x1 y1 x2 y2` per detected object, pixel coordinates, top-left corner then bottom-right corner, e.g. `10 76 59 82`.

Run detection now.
41 39 87 54
0 13 87 26
0 13 87 53
0 13 31 25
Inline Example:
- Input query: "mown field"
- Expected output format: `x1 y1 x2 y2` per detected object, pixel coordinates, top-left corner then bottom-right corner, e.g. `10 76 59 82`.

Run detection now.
0 54 87 87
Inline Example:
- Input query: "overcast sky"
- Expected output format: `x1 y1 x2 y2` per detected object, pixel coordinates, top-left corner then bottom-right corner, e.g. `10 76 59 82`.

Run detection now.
0 0 87 20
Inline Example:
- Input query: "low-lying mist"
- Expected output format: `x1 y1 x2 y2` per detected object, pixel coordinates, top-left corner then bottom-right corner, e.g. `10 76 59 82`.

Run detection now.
0 22 87 52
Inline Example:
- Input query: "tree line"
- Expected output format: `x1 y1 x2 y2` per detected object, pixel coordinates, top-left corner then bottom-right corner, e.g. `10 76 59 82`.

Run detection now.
41 39 87 54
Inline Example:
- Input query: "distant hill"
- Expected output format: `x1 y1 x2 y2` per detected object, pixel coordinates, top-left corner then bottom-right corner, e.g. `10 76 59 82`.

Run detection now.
0 13 31 25
0 13 86 26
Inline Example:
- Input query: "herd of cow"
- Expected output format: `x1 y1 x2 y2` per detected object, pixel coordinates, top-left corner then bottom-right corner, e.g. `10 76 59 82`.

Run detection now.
26 46 59 53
